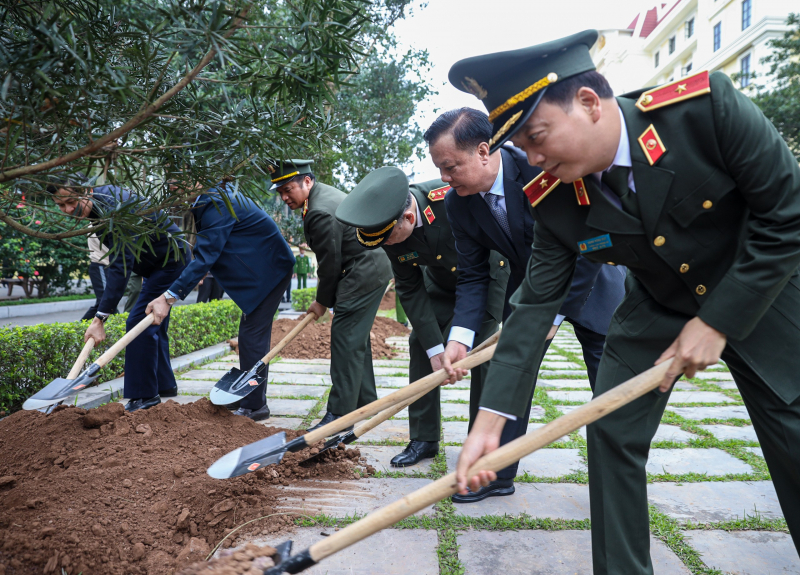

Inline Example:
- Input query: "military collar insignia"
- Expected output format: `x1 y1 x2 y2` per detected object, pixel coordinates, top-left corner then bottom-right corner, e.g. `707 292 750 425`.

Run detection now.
637 125 667 166
423 205 435 224
573 178 590 205
427 185 449 202
302 199 308 220
635 70 711 112
524 172 592 208
397 251 419 263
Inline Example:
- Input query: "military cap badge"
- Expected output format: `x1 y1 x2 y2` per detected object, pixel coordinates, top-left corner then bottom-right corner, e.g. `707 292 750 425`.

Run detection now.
462 77 488 100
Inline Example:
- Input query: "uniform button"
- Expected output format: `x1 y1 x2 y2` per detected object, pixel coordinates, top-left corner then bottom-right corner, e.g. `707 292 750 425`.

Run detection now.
607 262 615 266
499 260 505 267
696 284 707 295
413 263 418 266
436 255 442 260
703 200 713 209
680 263 690 273
654 236 666 247
451 267 457 272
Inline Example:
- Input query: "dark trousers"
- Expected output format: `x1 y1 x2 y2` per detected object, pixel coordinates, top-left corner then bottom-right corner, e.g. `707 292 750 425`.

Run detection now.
587 287 800 574
197 276 224 302
327 285 385 415
284 279 292 303
237 271 292 410
82 262 108 320
123 263 186 399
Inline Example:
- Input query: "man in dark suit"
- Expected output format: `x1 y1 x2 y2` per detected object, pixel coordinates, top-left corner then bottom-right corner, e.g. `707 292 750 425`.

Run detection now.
426 108 625 502
147 183 296 420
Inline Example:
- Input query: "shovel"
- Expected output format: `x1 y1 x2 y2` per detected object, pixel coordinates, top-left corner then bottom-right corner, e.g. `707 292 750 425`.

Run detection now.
207 342 498 479
22 315 156 410
210 313 317 406
299 330 503 466
263 358 677 574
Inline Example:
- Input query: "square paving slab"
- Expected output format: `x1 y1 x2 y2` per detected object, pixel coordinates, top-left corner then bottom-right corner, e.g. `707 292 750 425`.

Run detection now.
357 445 434 475
258 417 306 430
267 399 317 417
457 530 691 575
174 380 214 394
669 406 751 420
646 448 752 476
440 389 472 402
744 446 764 458
352 420 410 444
683 530 800 574
538 379 592 389
648 481 782 521
540 361 582 369
452 483 590 520
442 422 569 445
266 384 327 398
578 424 697 444
539 370 588 377
698 424 759 442
445 447 585 478
375 376 424 388
441 403 470 419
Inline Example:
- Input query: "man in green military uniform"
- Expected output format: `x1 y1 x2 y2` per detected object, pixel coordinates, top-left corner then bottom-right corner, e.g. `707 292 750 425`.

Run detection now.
295 247 312 290
451 31 800 571
336 167 508 466
274 160 393 432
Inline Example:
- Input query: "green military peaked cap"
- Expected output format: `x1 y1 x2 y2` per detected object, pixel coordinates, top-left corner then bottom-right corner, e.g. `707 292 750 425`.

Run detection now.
335 166 409 250
269 159 314 189
449 30 599 153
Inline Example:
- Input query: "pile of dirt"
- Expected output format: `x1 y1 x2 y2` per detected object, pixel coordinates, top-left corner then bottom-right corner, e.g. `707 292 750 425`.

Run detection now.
379 289 396 310
177 543 276 575
229 315 409 360
0 400 369 575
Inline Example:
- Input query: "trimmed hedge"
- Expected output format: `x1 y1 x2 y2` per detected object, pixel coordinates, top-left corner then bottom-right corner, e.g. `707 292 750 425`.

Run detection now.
291 287 317 312
0 299 242 414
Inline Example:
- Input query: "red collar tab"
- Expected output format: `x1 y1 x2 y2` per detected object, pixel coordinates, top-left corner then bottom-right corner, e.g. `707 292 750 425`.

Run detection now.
423 205 435 224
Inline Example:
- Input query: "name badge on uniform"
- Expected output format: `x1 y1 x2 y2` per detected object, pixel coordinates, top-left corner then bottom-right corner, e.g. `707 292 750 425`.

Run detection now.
398 252 419 263
578 234 613 254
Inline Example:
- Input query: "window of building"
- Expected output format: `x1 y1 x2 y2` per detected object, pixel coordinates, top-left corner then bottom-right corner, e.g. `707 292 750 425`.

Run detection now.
654 51 660 68
686 17 695 38
713 22 722 51
683 62 693 76
742 0 752 30
740 53 751 87
669 36 676 54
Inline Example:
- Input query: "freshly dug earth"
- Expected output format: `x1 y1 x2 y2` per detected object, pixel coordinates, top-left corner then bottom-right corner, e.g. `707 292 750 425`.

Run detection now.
379 289 396 310
230 315 409 360
0 400 371 575
178 543 276 575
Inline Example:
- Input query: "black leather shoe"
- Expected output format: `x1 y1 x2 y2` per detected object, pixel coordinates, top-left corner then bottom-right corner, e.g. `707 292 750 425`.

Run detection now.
232 405 271 421
225 399 242 411
306 411 353 433
390 440 439 467
125 396 161 413
160 387 178 397
451 479 515 503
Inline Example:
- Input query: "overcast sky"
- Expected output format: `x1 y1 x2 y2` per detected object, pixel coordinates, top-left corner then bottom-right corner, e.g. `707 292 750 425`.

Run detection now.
392 0 651 181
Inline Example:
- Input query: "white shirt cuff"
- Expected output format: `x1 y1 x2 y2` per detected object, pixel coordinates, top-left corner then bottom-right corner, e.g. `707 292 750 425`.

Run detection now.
479 406 517 421
553 314 566 326
448 326 475 349
426 344 445 359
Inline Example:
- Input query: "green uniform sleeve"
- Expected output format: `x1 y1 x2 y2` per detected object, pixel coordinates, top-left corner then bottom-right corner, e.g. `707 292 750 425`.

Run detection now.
697 73 800 341
305 210 342 309
480 223 578 417
393 262 444 353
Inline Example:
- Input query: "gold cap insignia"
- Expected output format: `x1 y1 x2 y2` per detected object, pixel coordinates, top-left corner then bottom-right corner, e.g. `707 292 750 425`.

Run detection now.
462 77 488 100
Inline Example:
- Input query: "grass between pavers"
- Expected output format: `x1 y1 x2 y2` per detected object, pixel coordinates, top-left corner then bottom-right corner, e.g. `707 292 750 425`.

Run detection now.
301 387 330 428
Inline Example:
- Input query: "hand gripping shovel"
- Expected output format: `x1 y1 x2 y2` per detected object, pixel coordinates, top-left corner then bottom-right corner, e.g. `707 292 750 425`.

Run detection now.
22 315 156 411
210 313 317 406
263 359 677 574
207 343 498 479
299 330 503 466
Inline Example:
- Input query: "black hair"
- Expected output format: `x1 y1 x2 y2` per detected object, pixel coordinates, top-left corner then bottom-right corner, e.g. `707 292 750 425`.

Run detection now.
402 191 414 214
286 172 315 186
424 108 492 150
45 172 89 194
541 71 614 110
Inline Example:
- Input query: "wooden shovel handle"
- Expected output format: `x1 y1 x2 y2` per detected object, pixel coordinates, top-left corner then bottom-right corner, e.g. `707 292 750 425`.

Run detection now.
309 359 675 563
262 313 316 364
68 338 96 379
95 314 155 368
304 343 497 445
353 329 502 439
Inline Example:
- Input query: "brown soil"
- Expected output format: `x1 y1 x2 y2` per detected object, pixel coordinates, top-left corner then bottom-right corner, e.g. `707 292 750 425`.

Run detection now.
379 289 396 310
177 543 276 575
0 400 370 575
229 315 409 360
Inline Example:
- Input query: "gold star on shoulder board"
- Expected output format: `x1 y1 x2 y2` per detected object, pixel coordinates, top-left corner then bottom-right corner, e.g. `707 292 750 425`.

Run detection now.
675 84 687 93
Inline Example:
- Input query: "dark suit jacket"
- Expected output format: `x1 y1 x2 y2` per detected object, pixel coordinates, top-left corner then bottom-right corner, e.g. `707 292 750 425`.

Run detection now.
91 185 186 314
446 146 624 336
168 187 296 315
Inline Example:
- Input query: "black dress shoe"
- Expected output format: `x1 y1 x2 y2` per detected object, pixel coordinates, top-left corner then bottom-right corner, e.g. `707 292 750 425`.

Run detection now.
232 405 271 421
306 411 353 433
451 479 515 503
390 440 439 467
124 396 161 413
160 387 178 397
225 399 242 411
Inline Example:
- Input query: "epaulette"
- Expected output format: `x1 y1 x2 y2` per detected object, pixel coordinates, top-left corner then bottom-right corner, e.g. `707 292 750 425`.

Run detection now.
524 173 590 207
427 185 449 202
635 70 710 112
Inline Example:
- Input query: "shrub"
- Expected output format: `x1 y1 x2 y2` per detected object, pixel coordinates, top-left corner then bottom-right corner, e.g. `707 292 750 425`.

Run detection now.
0 299 241 414
291 287 317 312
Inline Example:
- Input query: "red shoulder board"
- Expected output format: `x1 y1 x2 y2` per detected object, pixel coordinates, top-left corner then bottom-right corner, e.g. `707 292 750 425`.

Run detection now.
423 205 435 224
637 124 667 165
573 178 590 206
427 185 449 202
523 171 561 207
635 70 710 112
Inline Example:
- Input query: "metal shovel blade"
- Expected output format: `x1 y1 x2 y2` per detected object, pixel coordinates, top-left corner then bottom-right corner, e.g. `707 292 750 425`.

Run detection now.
209 366 265 405
207 431 288 479
22 366 101 410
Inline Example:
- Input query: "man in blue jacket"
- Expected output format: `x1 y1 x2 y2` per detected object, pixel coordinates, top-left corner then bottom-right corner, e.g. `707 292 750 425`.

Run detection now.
49 179 188 413
147 183 295 420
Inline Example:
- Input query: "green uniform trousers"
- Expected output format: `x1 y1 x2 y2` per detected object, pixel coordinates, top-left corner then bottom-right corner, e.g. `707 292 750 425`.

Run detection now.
296 273 308 290
587 284 800 574
408 280 498 442
327 284 384 415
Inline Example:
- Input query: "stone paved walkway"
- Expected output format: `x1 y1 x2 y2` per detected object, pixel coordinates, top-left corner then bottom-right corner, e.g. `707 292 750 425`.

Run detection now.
143 325 796 574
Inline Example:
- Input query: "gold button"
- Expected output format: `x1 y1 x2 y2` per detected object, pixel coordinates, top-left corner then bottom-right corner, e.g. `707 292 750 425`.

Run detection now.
654 236 666 247
413 263 418 266
342 269 346 273
499 260 505 267
451 267 457 272
680 263 690 273
696 285 707 295
703 200 713 209
436 255 442 260
607 262 615 266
